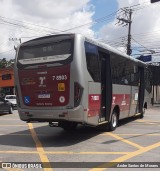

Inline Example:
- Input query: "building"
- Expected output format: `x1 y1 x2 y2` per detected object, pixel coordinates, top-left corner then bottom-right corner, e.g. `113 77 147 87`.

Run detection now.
0 66 15 97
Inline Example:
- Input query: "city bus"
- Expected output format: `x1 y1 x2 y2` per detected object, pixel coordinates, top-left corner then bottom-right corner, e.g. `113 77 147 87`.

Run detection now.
14 33 148 131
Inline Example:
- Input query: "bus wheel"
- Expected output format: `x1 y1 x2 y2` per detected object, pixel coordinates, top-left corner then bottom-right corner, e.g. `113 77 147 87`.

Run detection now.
61 122 78 131
108 111 118 131
139 110 144 119
140 113 144 119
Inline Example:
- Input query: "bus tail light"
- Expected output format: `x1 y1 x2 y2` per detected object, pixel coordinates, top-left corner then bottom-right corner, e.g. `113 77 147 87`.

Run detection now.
74 82 83 107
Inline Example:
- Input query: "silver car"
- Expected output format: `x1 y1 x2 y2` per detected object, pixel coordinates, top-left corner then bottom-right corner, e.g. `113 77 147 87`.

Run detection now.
5 95 17 109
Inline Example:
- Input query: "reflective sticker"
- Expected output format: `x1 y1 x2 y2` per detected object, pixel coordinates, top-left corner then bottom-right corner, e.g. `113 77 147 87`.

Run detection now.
91 95 99 101
59 96 65 103
58 83 65 91
22 78 36 85
24 96 30 105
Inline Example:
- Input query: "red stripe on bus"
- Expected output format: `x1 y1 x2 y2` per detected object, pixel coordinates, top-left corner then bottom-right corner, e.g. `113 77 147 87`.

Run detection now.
88 94 131 117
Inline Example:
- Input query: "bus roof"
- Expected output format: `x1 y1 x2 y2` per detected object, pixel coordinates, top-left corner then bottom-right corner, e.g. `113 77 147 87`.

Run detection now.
83 35 146 67
18 33 146 67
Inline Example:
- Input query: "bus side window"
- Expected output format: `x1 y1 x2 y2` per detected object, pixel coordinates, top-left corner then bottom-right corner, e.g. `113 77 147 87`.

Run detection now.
131 71 140 86
110 53 127 85
85 42 100 82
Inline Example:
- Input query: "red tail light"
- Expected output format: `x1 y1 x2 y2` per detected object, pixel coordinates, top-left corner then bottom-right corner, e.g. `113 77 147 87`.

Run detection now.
74 82 83 107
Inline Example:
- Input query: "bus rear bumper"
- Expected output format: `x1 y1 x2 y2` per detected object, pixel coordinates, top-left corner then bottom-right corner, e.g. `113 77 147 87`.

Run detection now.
18 105 85 123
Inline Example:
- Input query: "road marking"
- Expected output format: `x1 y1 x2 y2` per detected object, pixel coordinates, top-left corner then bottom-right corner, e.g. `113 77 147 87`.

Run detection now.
0 119 20 120
4 169 23 171
146 123 160 125
28 123 52 171
0 150 129 155
0 133 46 136
0 125 26 126
136 120 160 123
114 133 160 136
46 151 129 155
103 133 143 149
0 151 38 154
89 141 160 171
130 123 159 125
1 133 160 136
132 122 159 124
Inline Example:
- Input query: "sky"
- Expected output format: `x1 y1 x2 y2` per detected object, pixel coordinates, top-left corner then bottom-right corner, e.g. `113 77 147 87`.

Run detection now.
0 0 160 61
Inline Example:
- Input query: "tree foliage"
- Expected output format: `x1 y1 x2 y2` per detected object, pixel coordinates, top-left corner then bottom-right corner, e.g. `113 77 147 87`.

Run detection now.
0 58 14 69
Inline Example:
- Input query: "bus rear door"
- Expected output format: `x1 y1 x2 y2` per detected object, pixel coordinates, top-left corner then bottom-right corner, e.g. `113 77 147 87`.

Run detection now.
99 51 112 122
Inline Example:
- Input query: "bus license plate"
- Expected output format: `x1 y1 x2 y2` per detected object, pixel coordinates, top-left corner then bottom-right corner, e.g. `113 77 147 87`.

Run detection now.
38 94 50 99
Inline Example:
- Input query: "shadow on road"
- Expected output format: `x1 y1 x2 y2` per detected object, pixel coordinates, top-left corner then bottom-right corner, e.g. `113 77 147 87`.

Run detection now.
0 116 159 148
0 124 100 148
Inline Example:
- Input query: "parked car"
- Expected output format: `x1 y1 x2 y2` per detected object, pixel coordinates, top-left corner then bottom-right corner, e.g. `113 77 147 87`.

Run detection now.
0 97 13 114
5 95 17 109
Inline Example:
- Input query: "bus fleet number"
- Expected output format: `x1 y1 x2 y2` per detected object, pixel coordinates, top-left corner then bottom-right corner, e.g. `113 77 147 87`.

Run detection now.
52 75 67 81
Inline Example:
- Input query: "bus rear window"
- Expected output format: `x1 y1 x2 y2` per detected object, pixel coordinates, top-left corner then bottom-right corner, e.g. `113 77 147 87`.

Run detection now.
18 37 74 66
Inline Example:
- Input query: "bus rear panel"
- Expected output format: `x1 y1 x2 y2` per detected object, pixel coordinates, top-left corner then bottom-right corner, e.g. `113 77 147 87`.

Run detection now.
15 34 86 124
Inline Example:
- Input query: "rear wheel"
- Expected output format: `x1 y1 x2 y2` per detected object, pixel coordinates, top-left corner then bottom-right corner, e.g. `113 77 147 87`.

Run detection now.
139 109 145 119
108 111 118 131
98 111 118 132
139 113 144 119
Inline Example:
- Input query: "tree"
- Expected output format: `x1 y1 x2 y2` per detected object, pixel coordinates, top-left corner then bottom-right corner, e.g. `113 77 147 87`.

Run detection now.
0 58 15 69
0 58 8 69
7 59 15 67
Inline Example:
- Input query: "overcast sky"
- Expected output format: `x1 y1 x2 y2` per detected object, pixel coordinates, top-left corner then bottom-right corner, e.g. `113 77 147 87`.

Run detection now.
0 0 160 61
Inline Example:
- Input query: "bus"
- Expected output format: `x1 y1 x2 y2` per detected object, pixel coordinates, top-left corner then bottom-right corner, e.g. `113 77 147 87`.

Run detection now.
14 33 148 131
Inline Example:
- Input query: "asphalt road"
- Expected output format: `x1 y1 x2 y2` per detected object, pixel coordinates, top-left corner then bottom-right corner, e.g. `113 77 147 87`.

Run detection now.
0 107 160 171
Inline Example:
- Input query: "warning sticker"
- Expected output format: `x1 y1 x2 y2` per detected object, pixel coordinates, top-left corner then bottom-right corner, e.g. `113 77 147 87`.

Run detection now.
58 83 65 91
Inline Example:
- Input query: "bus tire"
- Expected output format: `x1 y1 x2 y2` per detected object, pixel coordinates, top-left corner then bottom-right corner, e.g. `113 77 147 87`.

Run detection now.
61 122 78 131
108 111 118 131
139 110 144 119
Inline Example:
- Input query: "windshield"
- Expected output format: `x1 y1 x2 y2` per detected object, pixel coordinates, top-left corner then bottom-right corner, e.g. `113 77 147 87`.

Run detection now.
6 96 16 99
17 35 74 67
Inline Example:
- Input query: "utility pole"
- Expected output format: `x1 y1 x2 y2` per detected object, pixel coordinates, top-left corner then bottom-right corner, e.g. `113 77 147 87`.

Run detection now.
127 9 132 56
9 37 21 51
117 8 132 55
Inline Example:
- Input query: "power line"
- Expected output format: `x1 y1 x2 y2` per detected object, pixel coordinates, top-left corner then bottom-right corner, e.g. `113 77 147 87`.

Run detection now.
0 10 120 36
0 0 160 56
61 10 120 33
0 10 121 53
0 16 61 33
0 49 14 55
131 37 155 52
